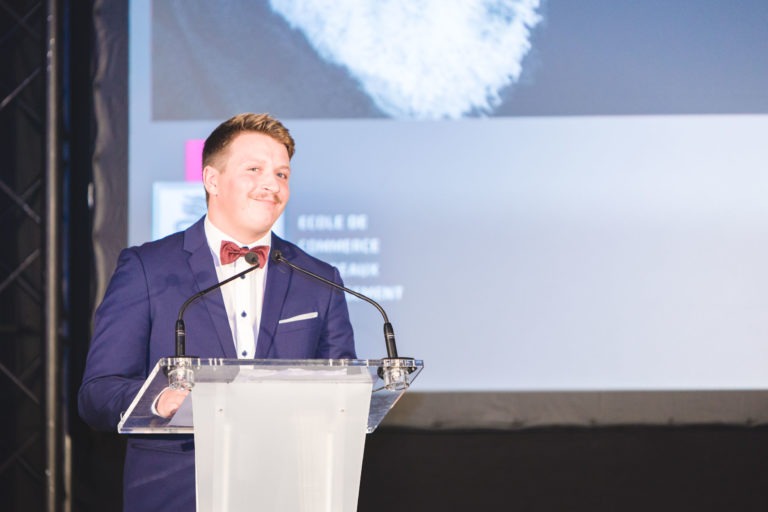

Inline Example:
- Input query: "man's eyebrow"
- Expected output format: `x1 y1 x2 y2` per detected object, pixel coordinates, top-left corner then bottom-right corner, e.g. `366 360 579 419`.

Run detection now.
240 157 267 165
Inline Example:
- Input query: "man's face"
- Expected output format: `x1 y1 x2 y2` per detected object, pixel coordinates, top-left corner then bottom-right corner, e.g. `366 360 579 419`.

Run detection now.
203 131 291 243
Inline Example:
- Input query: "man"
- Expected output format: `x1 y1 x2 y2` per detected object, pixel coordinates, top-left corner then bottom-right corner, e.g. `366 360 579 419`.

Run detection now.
78 113 356 511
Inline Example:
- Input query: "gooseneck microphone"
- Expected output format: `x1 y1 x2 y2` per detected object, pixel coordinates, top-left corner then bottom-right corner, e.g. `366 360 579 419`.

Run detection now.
174 251 262 358
271 249 400 359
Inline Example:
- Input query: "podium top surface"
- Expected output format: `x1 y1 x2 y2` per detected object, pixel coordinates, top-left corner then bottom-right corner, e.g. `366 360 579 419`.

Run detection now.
117 357 423 435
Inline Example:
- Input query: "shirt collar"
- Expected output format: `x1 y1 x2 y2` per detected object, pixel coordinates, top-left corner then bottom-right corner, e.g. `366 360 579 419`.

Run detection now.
204 215 272 266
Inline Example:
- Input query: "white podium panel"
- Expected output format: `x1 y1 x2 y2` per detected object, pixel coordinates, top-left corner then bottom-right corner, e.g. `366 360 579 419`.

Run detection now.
193 372 372 512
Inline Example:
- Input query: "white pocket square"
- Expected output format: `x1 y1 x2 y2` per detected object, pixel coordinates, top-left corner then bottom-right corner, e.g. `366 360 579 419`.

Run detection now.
278 312 318 324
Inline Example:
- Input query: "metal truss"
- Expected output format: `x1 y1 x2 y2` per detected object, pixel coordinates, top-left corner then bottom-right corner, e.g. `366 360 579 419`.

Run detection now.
0 0 61 511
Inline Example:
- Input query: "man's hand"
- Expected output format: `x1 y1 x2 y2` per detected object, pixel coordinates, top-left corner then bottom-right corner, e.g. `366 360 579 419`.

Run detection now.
156 388 190 418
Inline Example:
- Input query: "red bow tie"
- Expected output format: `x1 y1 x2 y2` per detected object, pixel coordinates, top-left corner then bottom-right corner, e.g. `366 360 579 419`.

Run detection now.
219 241 269 267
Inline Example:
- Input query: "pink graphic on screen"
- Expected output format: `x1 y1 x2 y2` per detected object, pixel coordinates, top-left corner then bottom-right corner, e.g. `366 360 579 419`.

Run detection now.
185 139 205 181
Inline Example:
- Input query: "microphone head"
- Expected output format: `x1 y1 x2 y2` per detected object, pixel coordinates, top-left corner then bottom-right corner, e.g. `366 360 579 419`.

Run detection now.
272 250 283 262
244 251 261 267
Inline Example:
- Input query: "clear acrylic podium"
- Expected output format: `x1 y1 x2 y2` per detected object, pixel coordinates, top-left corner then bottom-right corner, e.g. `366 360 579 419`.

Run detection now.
118 357 423 512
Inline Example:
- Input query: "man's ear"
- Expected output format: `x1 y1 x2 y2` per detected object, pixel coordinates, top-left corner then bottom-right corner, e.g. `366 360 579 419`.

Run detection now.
202 165 219 197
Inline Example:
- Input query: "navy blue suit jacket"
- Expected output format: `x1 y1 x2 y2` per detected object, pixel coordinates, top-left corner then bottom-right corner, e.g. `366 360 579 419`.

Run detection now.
78 217 356 511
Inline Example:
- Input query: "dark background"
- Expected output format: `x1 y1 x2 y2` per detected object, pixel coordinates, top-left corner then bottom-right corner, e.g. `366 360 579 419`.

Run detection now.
69 425 768 511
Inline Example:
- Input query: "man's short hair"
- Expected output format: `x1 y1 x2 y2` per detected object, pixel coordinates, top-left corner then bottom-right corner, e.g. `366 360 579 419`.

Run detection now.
203 112 295 168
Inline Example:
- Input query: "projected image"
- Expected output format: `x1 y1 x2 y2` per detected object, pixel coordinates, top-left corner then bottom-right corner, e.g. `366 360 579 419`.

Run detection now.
152 0 543 120
151 0 767 121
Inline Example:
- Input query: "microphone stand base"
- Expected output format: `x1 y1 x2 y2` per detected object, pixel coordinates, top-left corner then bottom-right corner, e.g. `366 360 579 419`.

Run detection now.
379 357 418 391
165 356 199 391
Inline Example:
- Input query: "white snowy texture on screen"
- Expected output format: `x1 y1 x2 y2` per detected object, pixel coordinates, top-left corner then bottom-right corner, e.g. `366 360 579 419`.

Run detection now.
269 0 542 119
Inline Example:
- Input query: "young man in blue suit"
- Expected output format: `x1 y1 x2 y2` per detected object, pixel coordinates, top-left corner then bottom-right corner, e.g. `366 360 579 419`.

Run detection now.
78 113 356 512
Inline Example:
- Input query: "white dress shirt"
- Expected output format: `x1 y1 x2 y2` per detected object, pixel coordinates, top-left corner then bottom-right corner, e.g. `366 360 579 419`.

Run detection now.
204 216 270 359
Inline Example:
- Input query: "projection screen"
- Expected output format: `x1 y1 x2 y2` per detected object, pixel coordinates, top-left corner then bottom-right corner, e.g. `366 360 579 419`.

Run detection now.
93 0 768 427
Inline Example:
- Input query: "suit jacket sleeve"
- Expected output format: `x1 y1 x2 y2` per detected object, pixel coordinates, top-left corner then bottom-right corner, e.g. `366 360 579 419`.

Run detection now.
78 248 152 431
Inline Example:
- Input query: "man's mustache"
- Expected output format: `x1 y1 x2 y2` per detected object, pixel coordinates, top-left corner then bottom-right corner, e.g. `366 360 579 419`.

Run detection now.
250 192 282 205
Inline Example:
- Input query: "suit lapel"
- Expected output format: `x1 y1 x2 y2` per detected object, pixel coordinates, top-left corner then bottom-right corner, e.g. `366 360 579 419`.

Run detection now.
184 218 237 358
255 234 292 358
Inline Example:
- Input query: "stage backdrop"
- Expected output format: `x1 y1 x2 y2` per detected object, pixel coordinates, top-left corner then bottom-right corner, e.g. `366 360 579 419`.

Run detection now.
93 0 768 427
